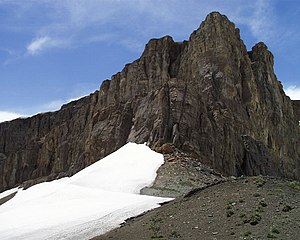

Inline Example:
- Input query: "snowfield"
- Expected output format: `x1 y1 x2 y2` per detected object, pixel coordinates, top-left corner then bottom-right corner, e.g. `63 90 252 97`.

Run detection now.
0 143 172 240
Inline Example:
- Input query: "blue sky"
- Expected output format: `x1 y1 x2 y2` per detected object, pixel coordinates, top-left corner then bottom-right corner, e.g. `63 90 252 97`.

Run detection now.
0 0 300 122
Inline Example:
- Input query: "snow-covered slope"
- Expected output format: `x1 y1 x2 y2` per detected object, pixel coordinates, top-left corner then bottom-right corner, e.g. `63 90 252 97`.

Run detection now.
0 143 172 240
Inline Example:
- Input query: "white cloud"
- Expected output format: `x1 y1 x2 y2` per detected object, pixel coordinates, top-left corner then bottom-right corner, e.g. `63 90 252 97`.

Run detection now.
285 86 300 100
36 94 88 114
1 1 213 54
26 36 70 55
1 0 292 56
227 0 275 43
27 37 50 55
0 95 87 122
0 47 20 65
248 0 274 41
39 99 65 111
0 111 24 123
41 0 278 51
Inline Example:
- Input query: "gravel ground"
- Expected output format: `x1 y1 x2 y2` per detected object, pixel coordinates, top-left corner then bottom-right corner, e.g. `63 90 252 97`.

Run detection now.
141 150 224 198
93 177 300 240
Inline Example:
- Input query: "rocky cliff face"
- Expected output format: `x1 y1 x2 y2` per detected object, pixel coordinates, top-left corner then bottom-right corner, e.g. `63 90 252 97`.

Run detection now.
293 100 300 122
0 12 299 192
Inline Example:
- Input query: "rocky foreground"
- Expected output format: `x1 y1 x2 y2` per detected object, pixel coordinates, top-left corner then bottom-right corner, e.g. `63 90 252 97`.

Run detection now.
94 177 300 240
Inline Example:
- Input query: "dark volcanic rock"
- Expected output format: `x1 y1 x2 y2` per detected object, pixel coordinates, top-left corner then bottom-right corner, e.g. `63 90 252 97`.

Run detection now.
292 100 300 122
0 12 299 192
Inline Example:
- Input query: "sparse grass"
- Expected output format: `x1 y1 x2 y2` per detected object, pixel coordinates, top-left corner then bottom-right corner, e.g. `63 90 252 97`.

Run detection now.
271 227 280 234
94 176 300 240
169 230 181 238
282 204 292 212
254 176 266 188
149 216 164 239
256 206 264 212
288 181 300 191
267 233 277 238
151 236 164 239
275 187 283 193
178 179 194 187
226 200 236 217
259 200 268 207
249 213 261 225
149 224 160 234
253 192 261 197
150 216 163 224
226 210 234 217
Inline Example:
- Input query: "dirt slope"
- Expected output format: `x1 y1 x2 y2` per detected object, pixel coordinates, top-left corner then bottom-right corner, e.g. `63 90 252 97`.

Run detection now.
93 177 300 240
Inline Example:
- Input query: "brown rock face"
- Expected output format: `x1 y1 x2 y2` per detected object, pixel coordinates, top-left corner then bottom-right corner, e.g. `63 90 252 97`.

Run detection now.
0 12 299 192
292 100 300 122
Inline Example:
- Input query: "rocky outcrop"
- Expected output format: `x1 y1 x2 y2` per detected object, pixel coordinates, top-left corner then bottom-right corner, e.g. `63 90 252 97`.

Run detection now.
292 100 300 122
0 12 299 192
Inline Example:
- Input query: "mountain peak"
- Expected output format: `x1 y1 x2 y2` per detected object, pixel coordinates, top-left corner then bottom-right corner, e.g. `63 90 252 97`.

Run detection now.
0 13 299 193
249 41 274 67
198 11 237 31
205 11 230 22
189 11 241 50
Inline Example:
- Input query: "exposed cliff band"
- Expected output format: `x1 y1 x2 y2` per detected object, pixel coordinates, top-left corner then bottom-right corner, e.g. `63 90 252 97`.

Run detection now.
0 12 299 192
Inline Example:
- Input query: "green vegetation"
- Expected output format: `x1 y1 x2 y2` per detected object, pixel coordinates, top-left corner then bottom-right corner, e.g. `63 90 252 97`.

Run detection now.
253 192 261 197
249 213 262 225
282 204 292 212
271 227 280 234
244 231 252 236
259 200 268 207
254 176 266 187
226 210 234 217
266 226 280 239
267 233 277 238
149 216 164 239
288 181 300 190
169 230 181 238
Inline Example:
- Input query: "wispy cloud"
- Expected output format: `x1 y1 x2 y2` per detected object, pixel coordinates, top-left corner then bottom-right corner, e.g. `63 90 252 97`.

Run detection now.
28 91 91 115
38 95 85 112
0 95 87 122
227 0 275 42
27 36 50 55
1 0 298 60
0 47 21 65
285 86 300 100
0 111 25 123
26 36 69 55
248 0 274 41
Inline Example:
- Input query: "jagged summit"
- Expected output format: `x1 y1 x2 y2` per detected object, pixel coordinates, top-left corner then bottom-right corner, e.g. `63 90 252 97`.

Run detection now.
0 12 299 192
193 11 240 40
249 42 274 65
200 11 236 29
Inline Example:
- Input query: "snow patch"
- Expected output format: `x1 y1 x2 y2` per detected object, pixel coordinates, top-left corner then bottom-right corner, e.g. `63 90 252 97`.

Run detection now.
0 143 172 240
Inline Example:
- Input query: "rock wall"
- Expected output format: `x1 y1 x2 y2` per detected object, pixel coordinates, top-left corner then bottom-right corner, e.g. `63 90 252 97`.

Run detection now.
292 100 300 122
0 12 299 192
